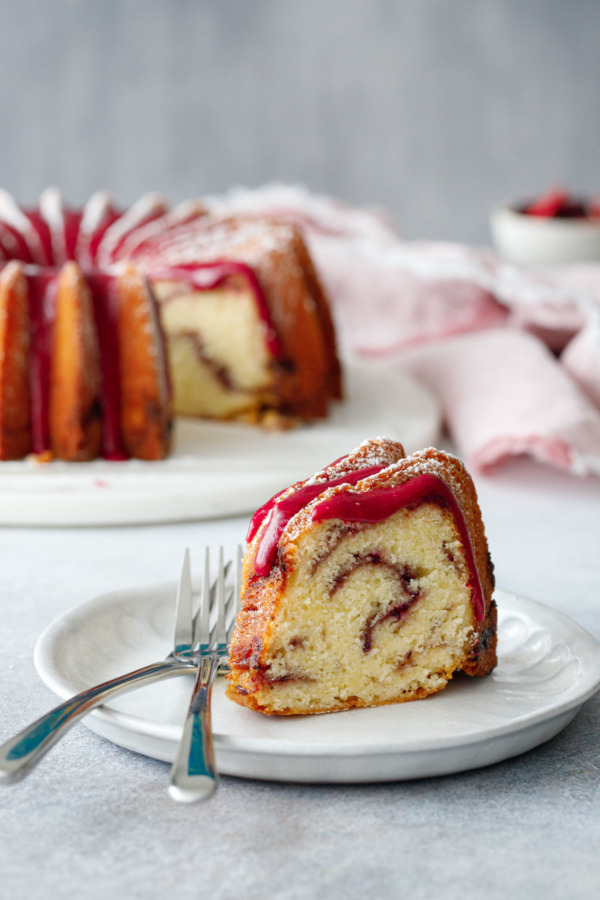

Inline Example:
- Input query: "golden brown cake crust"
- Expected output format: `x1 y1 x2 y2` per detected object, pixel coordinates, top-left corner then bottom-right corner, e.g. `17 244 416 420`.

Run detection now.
256 223 342 417
227 441 497 714
49 263 102 461
0 260 173 462
116 265 173 460
0 262 31 459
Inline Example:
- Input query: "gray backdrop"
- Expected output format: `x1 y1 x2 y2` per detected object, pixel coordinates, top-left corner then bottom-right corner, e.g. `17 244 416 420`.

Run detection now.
1 0 598 242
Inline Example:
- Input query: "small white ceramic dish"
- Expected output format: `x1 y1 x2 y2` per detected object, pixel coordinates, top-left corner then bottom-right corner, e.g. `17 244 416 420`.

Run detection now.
34 586 600 783
490 205 600 266
0 357 439 527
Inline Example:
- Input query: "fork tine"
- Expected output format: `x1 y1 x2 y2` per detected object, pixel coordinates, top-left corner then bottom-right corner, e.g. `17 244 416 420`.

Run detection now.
223 546 239 635
169 547 241 801
216 546 227 646
235 544 243 611
173 548 194 654
198 546 211 650
225 545 243 641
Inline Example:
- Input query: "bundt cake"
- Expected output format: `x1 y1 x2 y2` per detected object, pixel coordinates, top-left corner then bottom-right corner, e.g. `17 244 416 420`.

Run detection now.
226 438 497 715
0 188 341 461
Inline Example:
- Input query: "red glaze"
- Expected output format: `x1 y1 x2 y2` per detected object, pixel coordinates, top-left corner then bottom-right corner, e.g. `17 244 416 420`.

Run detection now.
23 210 53 266
247 484 297 543
252 465 386 576
108 210 166 262
40 201 83 266
147 262 283 357
86 208 122 265
248 461 367 544
27 271 57 454
311 472 485 621
0 222 33 263
87 273 128 460
120 207 206 261
63 210 83 261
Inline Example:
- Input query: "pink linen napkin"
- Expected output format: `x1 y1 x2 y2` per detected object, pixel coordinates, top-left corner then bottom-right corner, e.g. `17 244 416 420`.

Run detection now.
401 329 600 475
208 185 600 476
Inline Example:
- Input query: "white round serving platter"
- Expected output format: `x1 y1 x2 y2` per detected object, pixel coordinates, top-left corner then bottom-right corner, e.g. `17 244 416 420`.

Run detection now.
34 587 600 784
0 357 439 526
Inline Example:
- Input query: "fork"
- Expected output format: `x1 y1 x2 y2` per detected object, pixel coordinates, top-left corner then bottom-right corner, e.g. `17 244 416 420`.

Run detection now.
0 548 224 785
169 545 242 802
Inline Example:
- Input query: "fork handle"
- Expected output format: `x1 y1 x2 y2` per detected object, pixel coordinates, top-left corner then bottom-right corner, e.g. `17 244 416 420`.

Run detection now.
169 654 220 802
0 658 192 785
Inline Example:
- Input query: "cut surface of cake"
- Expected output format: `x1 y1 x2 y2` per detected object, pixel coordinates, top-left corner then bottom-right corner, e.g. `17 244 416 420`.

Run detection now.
226 438 497 715
0 189 342 460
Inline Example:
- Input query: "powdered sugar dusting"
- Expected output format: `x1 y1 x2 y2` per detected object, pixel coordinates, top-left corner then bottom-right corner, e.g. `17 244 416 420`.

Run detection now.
0 190 45 264
306 436 406 486
79 191 114 236
77 191 116 267
204 183 398 244
137 215 296 270
113 199 206 262
96 193 167 267
39 188 67 265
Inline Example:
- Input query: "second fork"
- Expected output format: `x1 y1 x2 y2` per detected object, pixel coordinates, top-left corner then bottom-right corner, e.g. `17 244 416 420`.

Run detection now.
169 546 241 803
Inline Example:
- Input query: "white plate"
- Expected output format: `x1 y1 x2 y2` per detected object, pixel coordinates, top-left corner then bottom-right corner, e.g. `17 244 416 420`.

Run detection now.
34 587 600 783
0 358 438 526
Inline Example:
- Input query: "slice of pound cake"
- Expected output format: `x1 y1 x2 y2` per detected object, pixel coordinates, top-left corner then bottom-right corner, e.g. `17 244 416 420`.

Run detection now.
226 438 497 715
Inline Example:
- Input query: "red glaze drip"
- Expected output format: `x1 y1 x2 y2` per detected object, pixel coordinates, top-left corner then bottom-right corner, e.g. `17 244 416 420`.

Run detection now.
109 210 165 262
147 262 282 357
311 473 485 621
27 271 57 454
23 210 53 266
87 273 128 460
123 209 207 261
247 483 301 543
0 222 33 263
252 465 386 576
86 208 121 265
63 210 83 261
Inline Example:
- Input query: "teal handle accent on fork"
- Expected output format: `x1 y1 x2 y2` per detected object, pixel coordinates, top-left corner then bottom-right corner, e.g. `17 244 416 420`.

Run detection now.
168 654 221 802
0 658 192 784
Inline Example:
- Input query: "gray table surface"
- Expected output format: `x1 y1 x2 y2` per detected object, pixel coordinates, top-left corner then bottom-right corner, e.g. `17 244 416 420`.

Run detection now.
1 457 599 900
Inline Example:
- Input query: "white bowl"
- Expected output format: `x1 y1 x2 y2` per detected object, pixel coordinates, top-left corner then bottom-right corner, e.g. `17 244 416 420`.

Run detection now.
490 205 600 266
